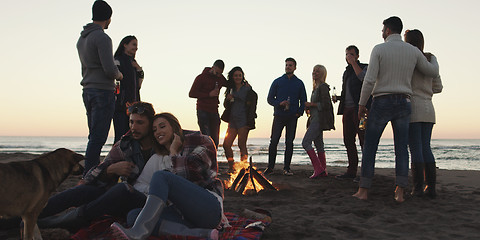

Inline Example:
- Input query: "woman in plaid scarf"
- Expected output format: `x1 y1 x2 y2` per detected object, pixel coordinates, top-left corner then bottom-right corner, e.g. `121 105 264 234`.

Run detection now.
111 112 225 240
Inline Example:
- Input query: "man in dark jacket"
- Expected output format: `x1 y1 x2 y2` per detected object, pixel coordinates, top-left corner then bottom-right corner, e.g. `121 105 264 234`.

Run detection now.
334 45 368 180
189 60 227 148
77 0 123 175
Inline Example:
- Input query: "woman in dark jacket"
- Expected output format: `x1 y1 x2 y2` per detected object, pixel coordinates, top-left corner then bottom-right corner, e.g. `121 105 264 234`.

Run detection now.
221 66 258 173
113 36 145 142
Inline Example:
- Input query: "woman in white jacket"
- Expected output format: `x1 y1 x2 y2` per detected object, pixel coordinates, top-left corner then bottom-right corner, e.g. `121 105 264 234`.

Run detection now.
404 29 443 198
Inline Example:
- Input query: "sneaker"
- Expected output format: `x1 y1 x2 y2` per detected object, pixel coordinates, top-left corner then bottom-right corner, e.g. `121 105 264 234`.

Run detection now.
335 173 355 180
263 168 274 175
353 176 360 183
283 169 294 176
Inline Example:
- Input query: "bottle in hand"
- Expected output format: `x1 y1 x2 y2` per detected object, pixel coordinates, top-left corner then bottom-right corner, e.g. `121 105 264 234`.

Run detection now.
359 117 367 130
284 96 290 111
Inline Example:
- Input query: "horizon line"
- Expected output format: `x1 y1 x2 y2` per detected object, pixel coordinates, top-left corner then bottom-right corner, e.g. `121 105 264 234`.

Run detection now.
1 135 479 141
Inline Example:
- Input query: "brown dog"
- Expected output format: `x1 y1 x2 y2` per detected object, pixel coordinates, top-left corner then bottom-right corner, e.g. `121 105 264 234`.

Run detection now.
0 148 83 240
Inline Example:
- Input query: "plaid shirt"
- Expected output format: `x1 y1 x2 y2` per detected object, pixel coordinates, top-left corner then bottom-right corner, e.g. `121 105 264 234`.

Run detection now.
83 132 154 188
172 131 223 198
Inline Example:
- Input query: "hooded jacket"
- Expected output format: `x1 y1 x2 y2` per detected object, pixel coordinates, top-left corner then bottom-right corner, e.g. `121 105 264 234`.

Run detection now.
77 23 120 90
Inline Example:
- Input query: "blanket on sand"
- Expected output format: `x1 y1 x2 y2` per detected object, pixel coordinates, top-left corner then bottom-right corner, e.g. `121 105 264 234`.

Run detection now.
70 212 271 240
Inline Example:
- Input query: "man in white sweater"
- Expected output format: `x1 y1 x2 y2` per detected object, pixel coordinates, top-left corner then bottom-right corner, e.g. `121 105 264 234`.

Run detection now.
353 16 439 202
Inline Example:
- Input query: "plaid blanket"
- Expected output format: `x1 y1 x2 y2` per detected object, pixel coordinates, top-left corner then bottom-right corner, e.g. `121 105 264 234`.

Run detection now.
71 212 271 240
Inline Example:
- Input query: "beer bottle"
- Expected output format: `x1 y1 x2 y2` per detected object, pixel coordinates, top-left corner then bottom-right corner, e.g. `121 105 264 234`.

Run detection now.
359 116 367 130
284 96 290 111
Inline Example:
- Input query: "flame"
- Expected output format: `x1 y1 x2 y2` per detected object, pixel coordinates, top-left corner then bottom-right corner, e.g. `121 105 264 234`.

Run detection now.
225 159 274 195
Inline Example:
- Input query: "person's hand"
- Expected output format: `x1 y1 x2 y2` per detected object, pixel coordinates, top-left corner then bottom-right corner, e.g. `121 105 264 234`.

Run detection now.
279 100 288 107
358 105 368 120
226 94 234 101
424 52 433 62
346 54 356 65
305 102 313 107
107 161 135 177
132 61 142 71
132 60 143 71
209 88 220 97
116 72 124 81
332 95 337 103
169 133 182 155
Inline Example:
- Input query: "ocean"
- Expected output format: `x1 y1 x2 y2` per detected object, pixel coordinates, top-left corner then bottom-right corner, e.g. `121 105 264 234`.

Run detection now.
0 136 479 171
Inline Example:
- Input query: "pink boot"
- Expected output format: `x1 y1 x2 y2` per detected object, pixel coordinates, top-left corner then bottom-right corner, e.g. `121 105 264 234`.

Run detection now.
307 149 325 178
317 151 328 176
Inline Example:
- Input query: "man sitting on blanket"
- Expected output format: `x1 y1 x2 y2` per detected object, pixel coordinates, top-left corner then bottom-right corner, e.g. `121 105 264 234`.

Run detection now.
36 101 157 230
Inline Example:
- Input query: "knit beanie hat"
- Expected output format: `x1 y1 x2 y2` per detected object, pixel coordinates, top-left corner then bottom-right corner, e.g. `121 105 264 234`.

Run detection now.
92 0 112 21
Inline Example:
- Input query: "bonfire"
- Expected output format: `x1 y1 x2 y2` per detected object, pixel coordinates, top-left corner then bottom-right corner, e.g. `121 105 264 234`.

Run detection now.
224 157 277 195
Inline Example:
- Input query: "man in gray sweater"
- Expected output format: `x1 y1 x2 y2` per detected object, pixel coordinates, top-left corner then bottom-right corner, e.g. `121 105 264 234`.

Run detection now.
353 16 439 202
77 0 123 176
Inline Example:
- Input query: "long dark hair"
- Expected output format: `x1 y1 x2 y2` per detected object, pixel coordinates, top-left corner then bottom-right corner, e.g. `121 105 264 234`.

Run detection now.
404 29 424 52
404 29 430 61
152 113 184 155
225 66 246 96
114 35 137 58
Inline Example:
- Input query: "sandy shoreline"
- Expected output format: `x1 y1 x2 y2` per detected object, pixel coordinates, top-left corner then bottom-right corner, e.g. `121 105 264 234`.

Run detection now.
1 153 480 239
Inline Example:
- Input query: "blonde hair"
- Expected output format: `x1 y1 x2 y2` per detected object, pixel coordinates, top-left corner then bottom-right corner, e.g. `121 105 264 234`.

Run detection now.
313 64 327 89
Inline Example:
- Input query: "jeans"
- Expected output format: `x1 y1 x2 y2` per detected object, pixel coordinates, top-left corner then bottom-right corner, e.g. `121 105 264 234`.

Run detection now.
113 108 129 143
223 126 250 160
360 95 411 188
127 171 222 234
196 110 220 148
342 106 365 176
268 115 299 171
409 122 435 164
302 120 324 152
41 183 146 221
40 184 105 218
82 88 115 175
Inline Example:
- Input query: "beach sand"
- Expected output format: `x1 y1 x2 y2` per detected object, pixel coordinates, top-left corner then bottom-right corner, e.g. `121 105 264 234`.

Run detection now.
1 153 480 239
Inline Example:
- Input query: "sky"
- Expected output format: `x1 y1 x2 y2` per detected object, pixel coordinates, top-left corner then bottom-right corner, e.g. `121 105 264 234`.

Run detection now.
0 0 478 139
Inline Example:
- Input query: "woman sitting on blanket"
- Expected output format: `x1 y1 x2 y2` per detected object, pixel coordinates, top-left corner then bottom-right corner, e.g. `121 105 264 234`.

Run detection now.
110 112 226 240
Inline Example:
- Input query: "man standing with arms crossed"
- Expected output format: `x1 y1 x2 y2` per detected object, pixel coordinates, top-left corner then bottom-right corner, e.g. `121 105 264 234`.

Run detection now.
265 57 307 176
353 16 439 202
77 0 123 175
334 45 368 181
189 59 227 148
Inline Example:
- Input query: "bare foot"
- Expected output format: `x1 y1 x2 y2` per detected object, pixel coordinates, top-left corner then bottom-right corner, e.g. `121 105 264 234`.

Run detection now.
394 186 405 203
353 187 368 200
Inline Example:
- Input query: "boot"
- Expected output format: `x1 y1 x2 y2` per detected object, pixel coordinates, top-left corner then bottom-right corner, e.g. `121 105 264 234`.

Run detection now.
411 162 425 197
37 206 87 231
424 163 437 198
110 195 165 240
227 158 235 173
307 149 325 179
317 151 328 176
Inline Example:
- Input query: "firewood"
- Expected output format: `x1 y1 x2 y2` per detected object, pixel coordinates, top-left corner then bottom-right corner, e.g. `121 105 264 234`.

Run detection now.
251 168 277 190
230 168 245 191
236 172 250 193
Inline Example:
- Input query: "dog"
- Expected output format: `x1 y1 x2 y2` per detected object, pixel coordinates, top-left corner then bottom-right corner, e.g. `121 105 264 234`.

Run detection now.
0 148 83 240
